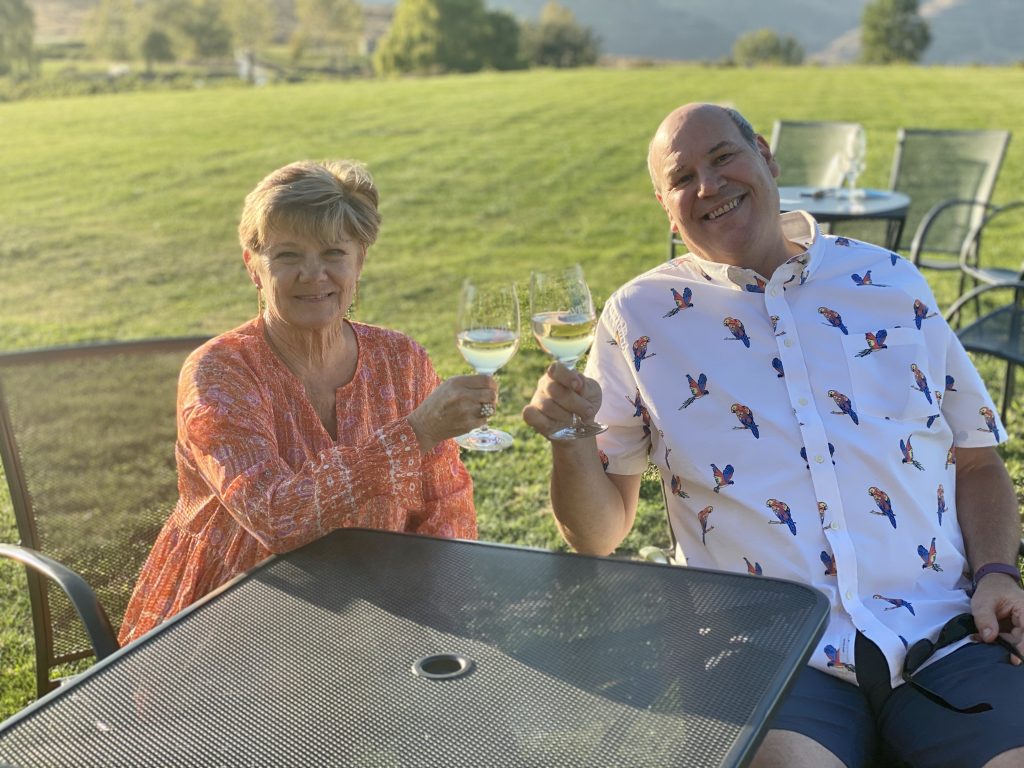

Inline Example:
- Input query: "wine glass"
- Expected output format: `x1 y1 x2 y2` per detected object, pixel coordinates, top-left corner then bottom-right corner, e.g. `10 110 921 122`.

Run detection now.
843 126 867 200
454 279 520 452
529 264 607 440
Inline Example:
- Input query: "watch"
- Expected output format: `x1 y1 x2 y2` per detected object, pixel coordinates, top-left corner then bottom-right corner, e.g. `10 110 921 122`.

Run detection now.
970 562 1023 595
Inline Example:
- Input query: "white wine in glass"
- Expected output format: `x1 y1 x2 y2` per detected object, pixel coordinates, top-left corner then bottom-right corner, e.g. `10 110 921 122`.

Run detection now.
530 265 607 440
454 280 520 452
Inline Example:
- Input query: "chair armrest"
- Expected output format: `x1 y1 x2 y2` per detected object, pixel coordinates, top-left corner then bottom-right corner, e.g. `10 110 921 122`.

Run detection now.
943 280 1024 325
0 543 118 660
958 199 1024 270
909 198 997 265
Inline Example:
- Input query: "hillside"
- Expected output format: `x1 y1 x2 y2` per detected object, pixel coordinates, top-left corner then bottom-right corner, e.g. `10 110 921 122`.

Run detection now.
24 0 1024 64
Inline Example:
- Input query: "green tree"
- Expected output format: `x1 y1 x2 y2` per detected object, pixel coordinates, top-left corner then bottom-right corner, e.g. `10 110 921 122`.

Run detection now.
732 29 804 66
141 29 175 72
519 0 599 69
88 0 138 61
143 0 232 62
861 0 930 64
290 0 364 70
482 10 523 71
374 0 493 75
224 0 273 80
0 0 35 76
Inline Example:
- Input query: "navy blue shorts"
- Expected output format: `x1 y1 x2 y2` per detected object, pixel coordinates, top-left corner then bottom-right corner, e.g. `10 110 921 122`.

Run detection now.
771 642 1024 768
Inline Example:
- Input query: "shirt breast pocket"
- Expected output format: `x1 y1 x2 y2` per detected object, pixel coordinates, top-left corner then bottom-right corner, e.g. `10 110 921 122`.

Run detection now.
841 327 937 422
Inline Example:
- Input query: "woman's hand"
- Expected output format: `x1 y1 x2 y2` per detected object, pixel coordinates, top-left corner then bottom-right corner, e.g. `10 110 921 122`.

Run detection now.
408 374 499 454
522 363 602 440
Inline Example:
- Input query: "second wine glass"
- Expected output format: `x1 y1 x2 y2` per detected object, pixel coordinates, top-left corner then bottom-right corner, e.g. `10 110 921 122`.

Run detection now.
529 265 607 440
454 279 520 452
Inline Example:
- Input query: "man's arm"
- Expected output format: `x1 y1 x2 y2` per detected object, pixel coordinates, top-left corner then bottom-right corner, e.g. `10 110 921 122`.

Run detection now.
955 445 1024 660
523 363 642 555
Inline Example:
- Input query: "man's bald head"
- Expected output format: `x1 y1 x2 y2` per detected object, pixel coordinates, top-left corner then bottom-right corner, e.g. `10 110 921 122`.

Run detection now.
647 104 758 194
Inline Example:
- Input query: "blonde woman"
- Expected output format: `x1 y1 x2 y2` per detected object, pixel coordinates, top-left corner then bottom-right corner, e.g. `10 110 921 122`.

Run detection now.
121 160 492 642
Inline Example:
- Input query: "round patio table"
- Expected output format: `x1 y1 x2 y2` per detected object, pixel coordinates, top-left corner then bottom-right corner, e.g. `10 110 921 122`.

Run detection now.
778 185 911 251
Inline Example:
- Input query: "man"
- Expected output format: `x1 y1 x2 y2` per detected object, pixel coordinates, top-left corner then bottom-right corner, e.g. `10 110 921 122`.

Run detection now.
523 103 1024 768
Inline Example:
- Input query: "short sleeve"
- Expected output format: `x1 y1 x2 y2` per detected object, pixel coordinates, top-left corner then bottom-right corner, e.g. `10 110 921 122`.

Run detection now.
585 298 651 476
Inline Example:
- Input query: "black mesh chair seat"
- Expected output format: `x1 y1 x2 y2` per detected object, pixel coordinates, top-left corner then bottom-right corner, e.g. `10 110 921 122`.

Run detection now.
0 336 209 697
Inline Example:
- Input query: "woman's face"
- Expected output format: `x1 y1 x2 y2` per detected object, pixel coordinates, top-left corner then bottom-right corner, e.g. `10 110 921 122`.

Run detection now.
244 229 365 333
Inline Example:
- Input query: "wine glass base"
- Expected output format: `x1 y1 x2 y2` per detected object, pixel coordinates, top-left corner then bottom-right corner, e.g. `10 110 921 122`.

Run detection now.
455 427 514 452
548 421 608 441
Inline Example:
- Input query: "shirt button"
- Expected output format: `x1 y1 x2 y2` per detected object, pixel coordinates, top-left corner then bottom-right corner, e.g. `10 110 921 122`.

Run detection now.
815 455 825 463
845 590 853 600
832 521 842 531
770 288 780 297
784 339 794 348
798 397 808 406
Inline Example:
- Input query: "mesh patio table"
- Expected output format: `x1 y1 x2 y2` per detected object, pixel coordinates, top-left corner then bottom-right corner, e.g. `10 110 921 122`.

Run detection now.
0 528 828 767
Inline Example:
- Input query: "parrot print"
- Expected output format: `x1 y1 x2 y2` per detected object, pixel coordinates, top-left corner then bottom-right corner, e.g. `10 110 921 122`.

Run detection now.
670 474 690 499
828 390 859 425
824 643 856 673
918 537 942 571
913 299 937 329
820 550 837 576
663 287 694 317
936 484 945 526
868 486 897 528
851 270 889 287
723 317 751 348
899 435 924 471
731 403 760 438
946 442 956 469
818 306 849 334
744 557 763 576
856 329 888 357
711 463 734 493
632 336 656 371
679 372 710 409
770 315 786 336
873 594 916 615
772 357 785 378
977 406 1000 442
697 505 714 545
910 364 933 404
766 498 797 535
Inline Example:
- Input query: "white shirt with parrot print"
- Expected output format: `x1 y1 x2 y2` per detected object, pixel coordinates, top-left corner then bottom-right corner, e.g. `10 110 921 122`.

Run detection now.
588 211 1006 689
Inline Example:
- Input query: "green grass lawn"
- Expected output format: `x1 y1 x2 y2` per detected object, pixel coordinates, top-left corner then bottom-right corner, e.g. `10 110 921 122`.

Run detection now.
2 63 1024 718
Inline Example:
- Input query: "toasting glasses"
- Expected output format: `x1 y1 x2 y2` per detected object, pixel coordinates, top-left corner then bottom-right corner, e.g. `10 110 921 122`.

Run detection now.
454 279 520 452
529 264 607 440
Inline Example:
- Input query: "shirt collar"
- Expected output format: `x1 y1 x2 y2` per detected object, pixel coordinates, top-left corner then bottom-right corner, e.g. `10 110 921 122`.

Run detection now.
673 211 824 291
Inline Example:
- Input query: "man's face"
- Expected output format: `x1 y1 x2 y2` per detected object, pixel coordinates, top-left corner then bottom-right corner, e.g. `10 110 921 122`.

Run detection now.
651 106 781 267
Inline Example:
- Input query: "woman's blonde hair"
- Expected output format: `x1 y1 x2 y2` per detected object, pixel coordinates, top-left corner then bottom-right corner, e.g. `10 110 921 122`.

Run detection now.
238 160 381 253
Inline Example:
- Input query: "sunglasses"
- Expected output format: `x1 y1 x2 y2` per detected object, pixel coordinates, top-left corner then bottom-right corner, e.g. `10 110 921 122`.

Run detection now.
902 612 1024 714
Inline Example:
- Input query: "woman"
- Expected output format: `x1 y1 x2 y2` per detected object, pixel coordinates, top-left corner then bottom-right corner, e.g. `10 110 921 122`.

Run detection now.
119 160 494 644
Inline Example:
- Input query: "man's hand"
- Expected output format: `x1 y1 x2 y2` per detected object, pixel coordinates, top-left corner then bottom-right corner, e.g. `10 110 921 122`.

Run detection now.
522 362 602 439
971 573 1024 665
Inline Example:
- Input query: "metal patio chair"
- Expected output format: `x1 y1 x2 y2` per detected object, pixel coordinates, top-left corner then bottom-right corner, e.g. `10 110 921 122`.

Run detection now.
769 119 864 188
945 280 1024 426
0 336 208 697
956 200 1024 308
839 128 1011 272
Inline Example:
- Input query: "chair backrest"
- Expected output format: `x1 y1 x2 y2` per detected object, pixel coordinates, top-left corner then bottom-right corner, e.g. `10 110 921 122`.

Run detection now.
889 128 1011 254
0 336 209 697
769 119 864 188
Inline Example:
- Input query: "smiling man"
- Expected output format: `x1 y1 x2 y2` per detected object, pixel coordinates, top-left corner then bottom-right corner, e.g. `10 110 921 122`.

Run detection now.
523 103 1024 768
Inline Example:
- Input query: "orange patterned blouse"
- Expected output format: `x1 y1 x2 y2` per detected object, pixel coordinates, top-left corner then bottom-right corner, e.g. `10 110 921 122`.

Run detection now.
119 318 476 644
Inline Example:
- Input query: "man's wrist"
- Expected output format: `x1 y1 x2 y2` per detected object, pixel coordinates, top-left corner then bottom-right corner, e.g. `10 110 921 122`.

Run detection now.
970 562 1023 595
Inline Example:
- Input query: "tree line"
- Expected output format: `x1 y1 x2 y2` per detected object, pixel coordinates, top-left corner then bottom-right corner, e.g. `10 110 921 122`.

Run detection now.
0 0 599 80
732 0 931 67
